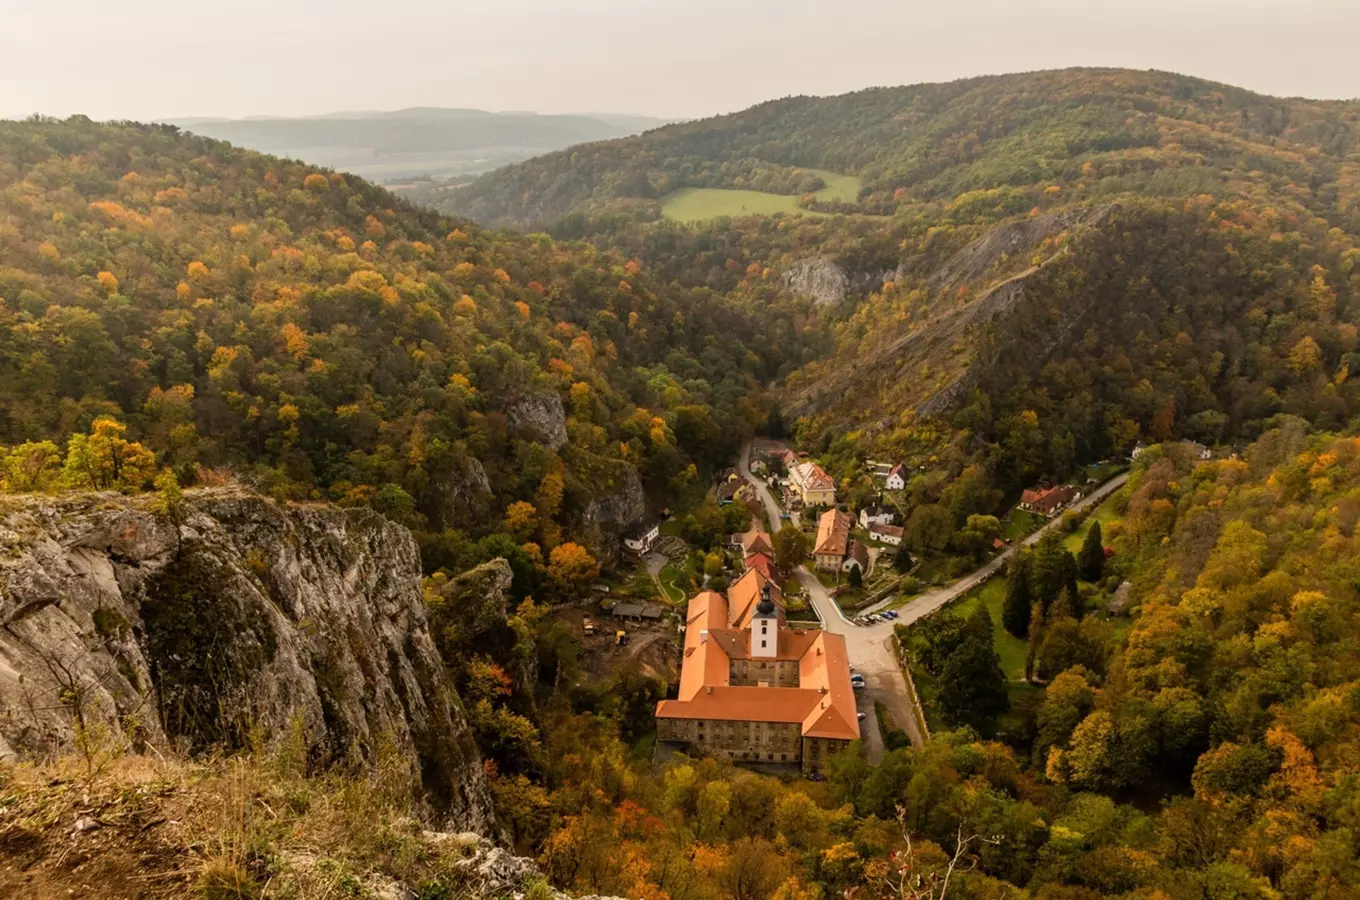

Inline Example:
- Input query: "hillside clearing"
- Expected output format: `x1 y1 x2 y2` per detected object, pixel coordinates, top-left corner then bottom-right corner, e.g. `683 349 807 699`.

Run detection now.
661 168 863 222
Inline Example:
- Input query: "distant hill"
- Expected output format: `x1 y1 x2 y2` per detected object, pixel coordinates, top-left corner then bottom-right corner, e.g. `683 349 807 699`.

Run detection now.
435 67 1360 230
163 108 674 183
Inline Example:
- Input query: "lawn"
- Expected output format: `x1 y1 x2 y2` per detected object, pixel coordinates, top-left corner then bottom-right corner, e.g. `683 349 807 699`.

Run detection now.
1063 494 1123 554
1002 509 1044 541
661 169 871 223
944 578 1029 680
657 561 691 604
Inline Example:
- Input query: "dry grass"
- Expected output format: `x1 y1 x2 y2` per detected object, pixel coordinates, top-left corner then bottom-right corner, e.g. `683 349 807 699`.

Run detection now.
0 740 506 900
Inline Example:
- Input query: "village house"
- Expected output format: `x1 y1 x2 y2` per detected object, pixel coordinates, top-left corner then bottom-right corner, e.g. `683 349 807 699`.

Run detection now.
813 509 852 571
859 504 896 529
623 519 661 558
869 523 904 546
841 539 869 576
1019 484 1081 517
654 586 859 773
885 464 908 491
744 551 776 581
789 460 836 508
738 527 774 558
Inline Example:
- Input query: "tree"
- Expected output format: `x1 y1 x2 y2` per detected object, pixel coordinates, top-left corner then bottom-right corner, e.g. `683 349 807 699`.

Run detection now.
1002 552 1032 638
952 514 1000 561
502 500 539 541
0 441 62 492
1030 531 1080 615
905 504 953 555
548 542 599 595
772 524 808 571
61 417 156 491
1077 521 1104 582
848 563 863 589
937 605 1009 732
892 542 914 572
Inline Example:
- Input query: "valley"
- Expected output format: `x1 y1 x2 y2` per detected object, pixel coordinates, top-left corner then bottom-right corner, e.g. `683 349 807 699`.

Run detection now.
4 62 1360 900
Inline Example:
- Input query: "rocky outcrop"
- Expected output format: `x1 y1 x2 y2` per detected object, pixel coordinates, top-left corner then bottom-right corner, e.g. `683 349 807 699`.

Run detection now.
780 257 851 306
572 453 647 564
432 454 494 528
0 488 495 834
507 392 569 450
436 559 537 692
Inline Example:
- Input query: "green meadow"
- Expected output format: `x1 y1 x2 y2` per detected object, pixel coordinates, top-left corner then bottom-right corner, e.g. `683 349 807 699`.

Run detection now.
661 168 864 222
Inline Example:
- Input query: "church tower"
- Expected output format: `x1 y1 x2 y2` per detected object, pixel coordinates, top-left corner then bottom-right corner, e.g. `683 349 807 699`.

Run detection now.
750 582 778 659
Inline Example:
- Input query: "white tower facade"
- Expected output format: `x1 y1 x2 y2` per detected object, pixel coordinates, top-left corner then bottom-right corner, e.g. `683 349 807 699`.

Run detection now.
750 583 778 659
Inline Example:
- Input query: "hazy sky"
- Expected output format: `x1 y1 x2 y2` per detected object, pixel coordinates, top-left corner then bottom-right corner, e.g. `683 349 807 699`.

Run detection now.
5 0 1358 121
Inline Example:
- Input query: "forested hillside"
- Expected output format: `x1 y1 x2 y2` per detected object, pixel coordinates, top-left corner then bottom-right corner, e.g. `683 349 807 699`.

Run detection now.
0 117 816 575
438 68 1360 232
423 69 1360 547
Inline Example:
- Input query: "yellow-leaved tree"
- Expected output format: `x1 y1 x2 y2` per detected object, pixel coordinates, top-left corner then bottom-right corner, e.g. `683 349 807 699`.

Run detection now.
62 417 157 491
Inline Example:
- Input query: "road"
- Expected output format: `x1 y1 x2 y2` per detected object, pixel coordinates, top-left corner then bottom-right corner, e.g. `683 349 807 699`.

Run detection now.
740 442 922 753
873 471 1130 624
737 441 1130 754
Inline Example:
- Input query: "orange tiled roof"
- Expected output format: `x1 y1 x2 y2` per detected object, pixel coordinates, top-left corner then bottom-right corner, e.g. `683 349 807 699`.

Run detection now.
745 551 775 580
655 629 860 741
677 591 732 701
740 527 774 557
814 509 852 557
728 568 784 629
791 461 835 494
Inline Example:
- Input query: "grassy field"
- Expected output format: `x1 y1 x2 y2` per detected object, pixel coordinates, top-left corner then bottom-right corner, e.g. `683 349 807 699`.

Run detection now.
661 168 865 222
1064 494 1123 554
944 579 1029 679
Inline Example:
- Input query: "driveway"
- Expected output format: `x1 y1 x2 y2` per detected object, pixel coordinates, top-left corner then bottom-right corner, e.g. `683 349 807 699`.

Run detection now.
739 440 799 530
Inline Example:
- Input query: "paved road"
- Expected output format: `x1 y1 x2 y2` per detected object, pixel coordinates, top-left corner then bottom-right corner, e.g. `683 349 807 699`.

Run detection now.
740 442 922 753
870 471 1130 624
737 442 1131 753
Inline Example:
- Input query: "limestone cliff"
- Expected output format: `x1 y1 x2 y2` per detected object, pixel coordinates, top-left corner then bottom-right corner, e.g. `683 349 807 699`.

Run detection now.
0 488 496 833
570 451 647 564
508 391 569 451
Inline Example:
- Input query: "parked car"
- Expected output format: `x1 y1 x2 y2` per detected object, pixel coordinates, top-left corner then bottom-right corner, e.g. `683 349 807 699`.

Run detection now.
857 711 867 720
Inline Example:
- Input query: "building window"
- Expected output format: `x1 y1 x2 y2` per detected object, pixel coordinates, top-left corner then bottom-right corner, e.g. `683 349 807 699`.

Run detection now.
760 640 767 648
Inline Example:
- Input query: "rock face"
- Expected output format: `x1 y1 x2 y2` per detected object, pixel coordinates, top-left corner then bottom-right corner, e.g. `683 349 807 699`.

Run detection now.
0 488 495 834
579 458 647 564
436 559 537 692
507 392 569 450
780 257 852 306
432 454 494 528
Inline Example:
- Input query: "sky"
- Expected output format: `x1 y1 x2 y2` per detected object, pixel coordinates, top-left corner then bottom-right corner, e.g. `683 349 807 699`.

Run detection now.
4 0 1358 122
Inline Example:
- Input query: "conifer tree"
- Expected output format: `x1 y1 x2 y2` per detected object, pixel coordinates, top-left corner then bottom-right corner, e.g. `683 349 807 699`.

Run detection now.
1002 552 1033 638
1078 521 1105 582
938 605 1009 732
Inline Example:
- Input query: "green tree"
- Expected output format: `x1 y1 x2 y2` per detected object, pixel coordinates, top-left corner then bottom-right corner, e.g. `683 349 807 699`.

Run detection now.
1002 552 1033 638
904 503 952 555
0 440 62 492
847 563 863 589
937 605 1009 732
1077 521 1104 582
772 524 808 571
892 542 913 572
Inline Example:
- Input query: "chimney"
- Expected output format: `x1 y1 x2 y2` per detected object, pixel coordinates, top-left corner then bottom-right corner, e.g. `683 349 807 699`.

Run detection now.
819 685 827 694
700 629 708 643
706 686 713 695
